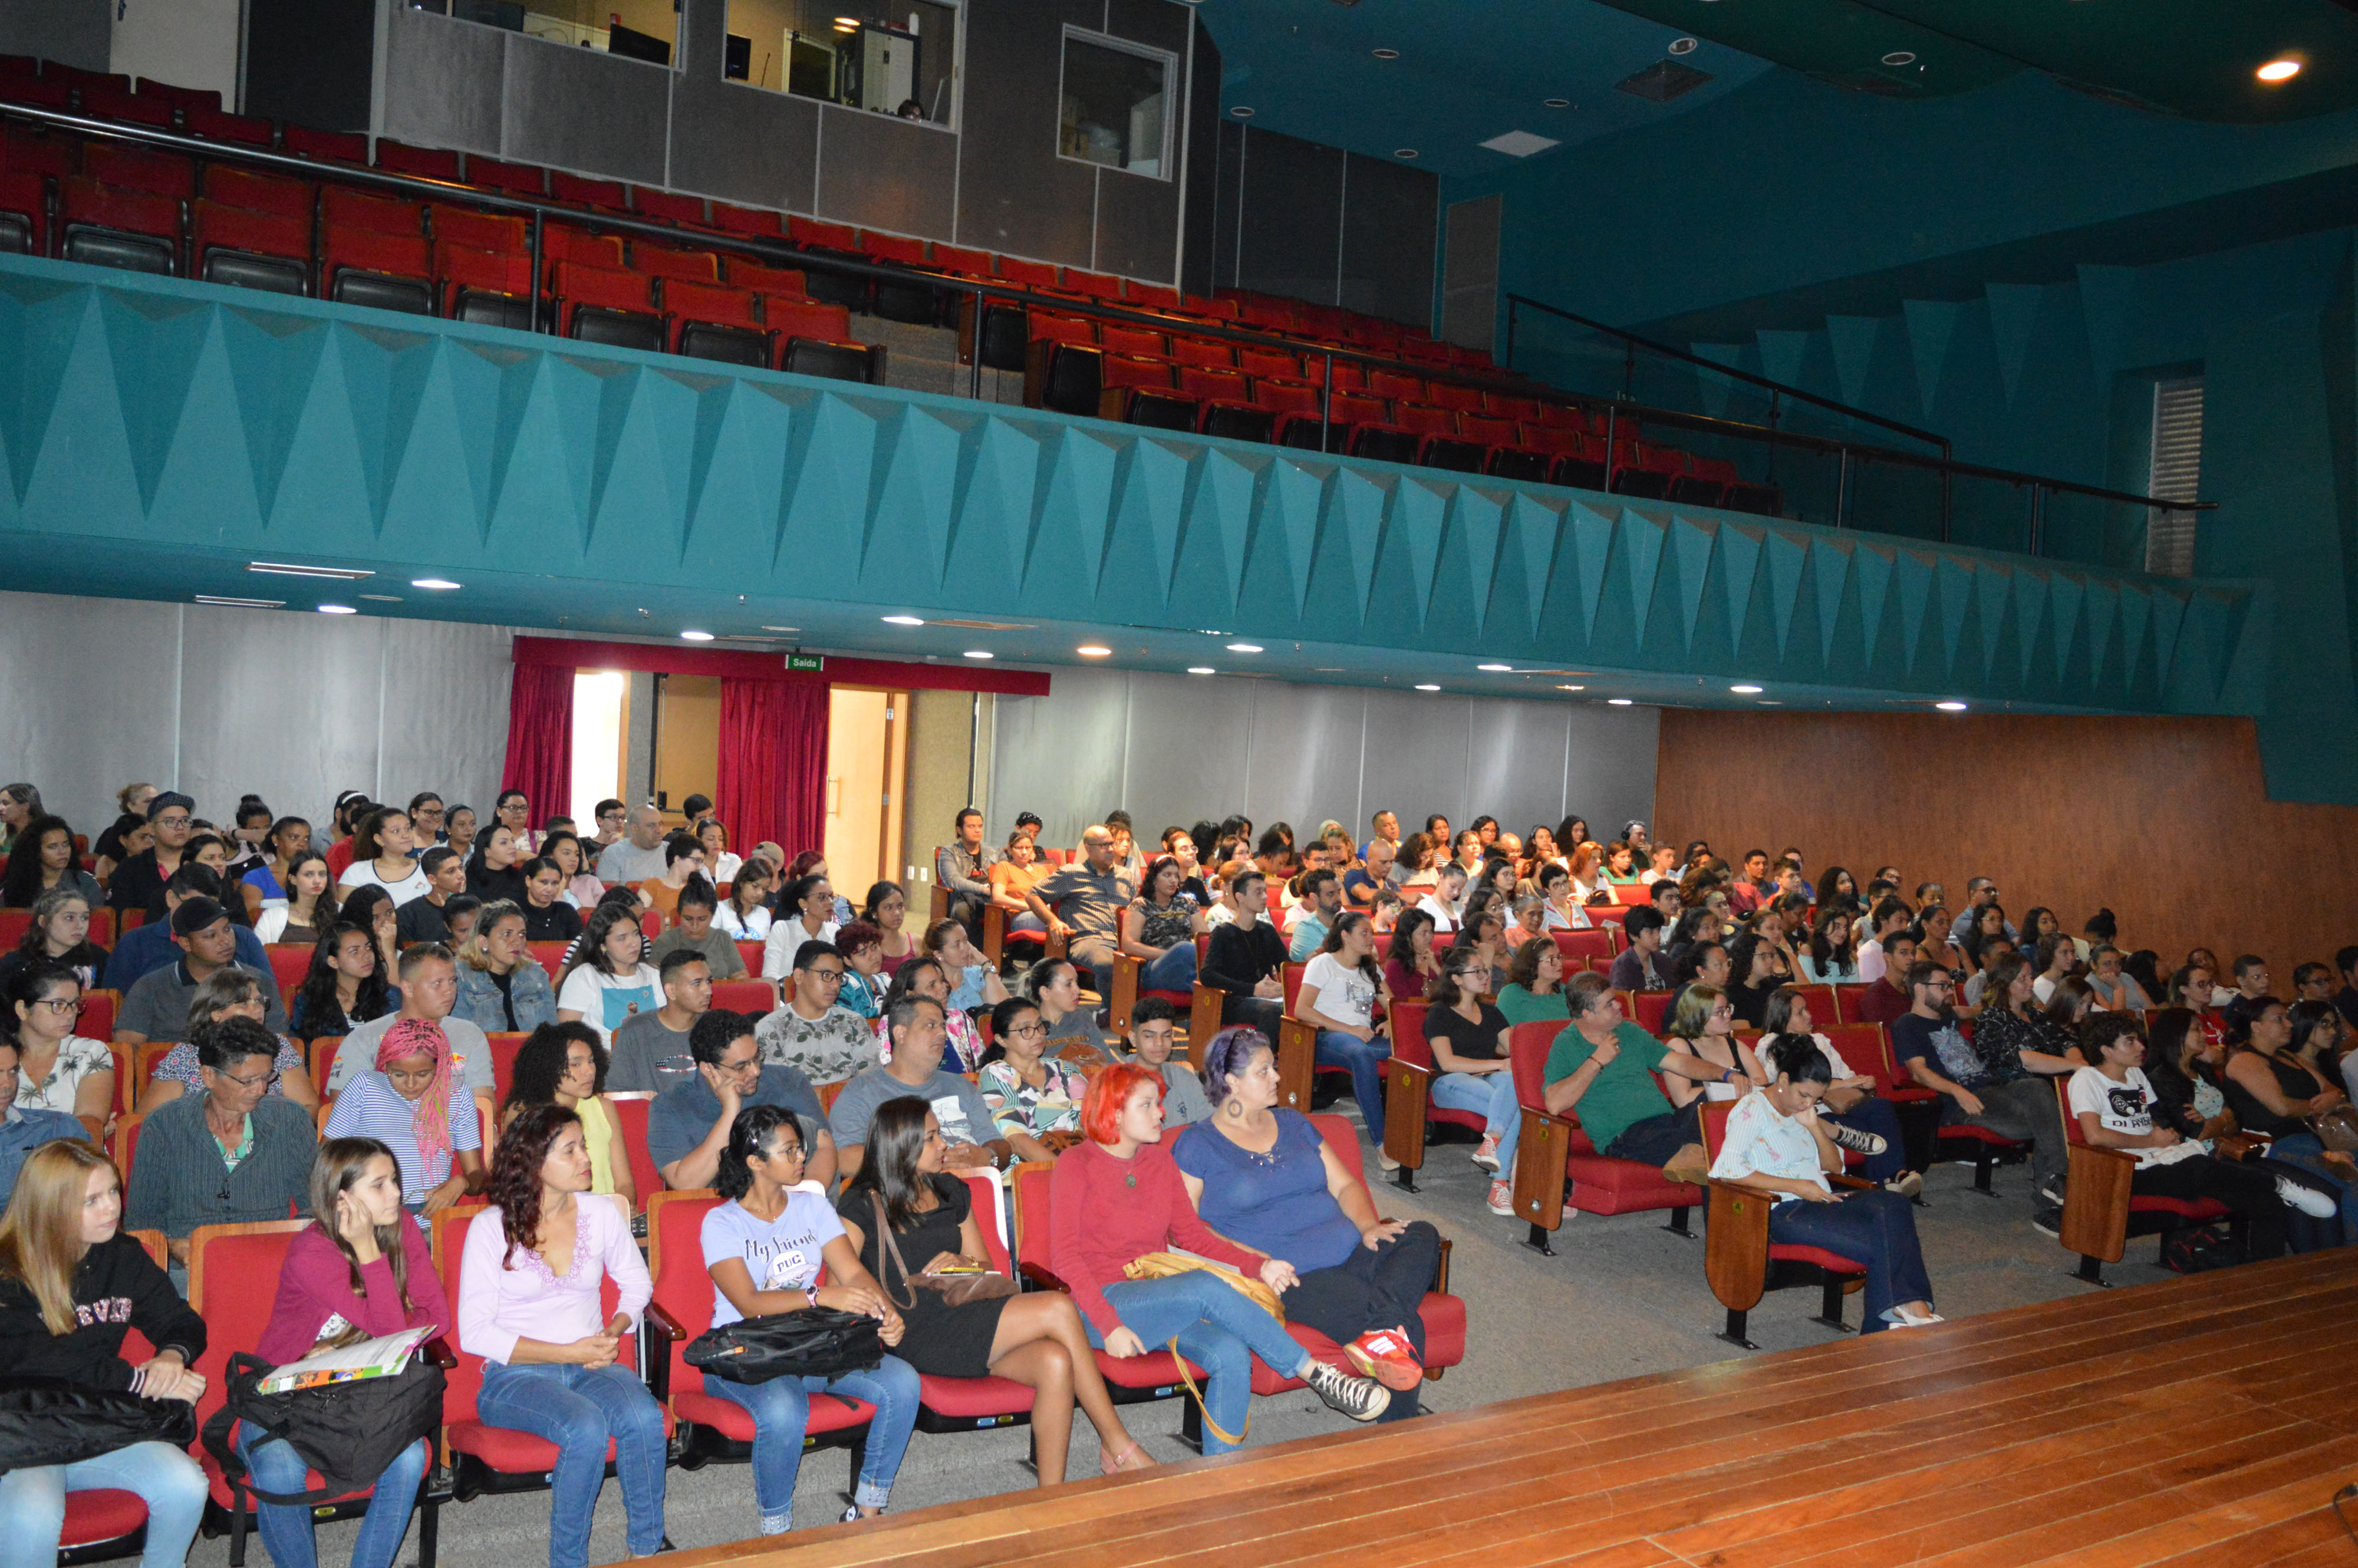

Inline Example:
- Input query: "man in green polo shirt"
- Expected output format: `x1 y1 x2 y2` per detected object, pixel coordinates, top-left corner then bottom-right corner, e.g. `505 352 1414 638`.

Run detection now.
1543 971 1747 1165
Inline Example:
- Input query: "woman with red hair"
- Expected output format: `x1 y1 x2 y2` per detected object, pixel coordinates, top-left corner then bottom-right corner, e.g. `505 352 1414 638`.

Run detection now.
1048 1060 1391 1454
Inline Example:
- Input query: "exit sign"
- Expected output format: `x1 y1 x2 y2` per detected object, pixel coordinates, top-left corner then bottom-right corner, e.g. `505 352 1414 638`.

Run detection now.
785 654 825 672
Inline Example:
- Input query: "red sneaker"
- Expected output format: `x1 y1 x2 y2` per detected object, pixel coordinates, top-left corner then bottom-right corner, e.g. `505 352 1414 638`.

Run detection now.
1345 1326 1424 1391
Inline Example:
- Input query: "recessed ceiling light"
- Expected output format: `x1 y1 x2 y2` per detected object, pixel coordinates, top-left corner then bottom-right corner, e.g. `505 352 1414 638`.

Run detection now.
1935 700 1969 711
1730 684 1763 694
1556 684 1584 691
1757 700 1783 706
2257 57 2302 82
250 561 373 581
1188 667 1216 675
358 594 403 602
1229 106 1254 117
1226 642 1262 653
410 578 461 590
1477 663 1513 672
761 625 801 633
1479 130 1560 157
1543 97 1570 108
1668 36 1698 55
1607 697 1633 706
1076 645 1111 657
1415 684 1441 691
680 630 714 641
882 615 926 626
1372 47 1399 60
1881 50 1916 66
963 650 993 660
193 594 283 609
1394 148 1418 159
317 604 357 615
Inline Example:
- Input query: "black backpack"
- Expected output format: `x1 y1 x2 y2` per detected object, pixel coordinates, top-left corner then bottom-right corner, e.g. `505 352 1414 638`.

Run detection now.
685 1307 882 1385
201 1351 446 1503
0 1376 196 1473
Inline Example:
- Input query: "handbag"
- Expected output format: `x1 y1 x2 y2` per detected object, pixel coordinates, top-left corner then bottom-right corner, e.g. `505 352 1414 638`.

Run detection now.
1118 1252 1284 1448
870 1194 1017 1311
200 1350 444 1504
2310 1104 2358 1155
684 1308 883 1385
0 1376 196 1473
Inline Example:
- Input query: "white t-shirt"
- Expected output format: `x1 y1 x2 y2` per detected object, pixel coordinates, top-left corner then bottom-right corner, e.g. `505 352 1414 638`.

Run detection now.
558 963 662 1049
1414 894 1458 934
1858 938 1886 985
762 917 838 980
1302 951 1377 1029
338 858 433 906
2066 1065 2204 1169
709 852 745 883
700 1191 845 1327
716 903 773 941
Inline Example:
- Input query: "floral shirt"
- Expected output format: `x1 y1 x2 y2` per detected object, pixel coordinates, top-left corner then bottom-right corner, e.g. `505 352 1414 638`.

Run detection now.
148 1036 306 1095
978 1058 1087 1137
754 1002 878 1086
874 1006 984 1074
14 1036 113 1115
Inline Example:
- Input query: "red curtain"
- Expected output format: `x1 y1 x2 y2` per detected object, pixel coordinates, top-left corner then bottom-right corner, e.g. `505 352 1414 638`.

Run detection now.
500 662 575 819
717 677 828 856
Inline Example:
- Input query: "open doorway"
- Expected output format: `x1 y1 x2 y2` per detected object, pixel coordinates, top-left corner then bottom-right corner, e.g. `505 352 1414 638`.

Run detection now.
824 687 908 893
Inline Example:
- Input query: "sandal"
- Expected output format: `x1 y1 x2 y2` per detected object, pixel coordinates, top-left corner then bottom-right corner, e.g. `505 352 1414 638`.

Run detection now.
1101 1439 1153 1475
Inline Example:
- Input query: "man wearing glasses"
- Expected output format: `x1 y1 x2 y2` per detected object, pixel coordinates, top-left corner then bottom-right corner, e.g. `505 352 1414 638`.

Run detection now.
1891 960 2068 1235
125 1015 317 1276
650 1009 834 1191
753 941 876 1085
107 790 197 920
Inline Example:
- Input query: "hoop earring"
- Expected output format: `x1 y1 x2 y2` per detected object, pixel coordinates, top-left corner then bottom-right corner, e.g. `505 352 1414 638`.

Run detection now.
1223 1097 1246 1119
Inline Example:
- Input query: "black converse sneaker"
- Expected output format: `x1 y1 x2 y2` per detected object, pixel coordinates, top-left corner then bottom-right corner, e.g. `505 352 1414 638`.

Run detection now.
1302 1359 1391 1422
1821 1121 1887 1157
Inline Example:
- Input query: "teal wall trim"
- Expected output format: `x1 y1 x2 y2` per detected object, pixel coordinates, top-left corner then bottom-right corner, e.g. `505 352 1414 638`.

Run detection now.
0 253 2267 721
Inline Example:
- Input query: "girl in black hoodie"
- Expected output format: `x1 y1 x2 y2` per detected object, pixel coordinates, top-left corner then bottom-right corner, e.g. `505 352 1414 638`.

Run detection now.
0 1141 209 1566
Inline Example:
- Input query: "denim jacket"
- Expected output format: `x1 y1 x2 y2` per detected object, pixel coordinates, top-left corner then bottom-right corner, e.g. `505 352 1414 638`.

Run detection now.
452 957 557 1035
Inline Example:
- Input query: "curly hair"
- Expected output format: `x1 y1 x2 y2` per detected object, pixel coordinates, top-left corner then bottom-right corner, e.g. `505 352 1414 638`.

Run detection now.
489 1102 581 1270
503 1021 607 1115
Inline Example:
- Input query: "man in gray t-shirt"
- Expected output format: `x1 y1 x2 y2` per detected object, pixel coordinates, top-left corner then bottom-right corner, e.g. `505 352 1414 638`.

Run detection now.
1022 825 1136 996
325 948 494 1107
826 996 1006 1181
605 951 712 1092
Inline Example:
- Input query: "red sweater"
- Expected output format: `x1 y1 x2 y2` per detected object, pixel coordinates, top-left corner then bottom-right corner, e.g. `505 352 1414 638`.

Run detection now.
257 1223 451 1365
1048 1139 1262 1335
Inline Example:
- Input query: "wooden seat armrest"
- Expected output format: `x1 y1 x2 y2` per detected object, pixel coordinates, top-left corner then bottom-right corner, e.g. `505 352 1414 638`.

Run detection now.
928 883 950 924
1018 1261 1072 1294
421 1335 459 1369
1274 1014 1316 1113
643 1302 689 1341
1509 1104 1578 1231
1384 1057 1435 1172
1434 1235 1452 1297
2061 1140 2137 1263
1829 1174 1875 1192
1704 1179 1774 1312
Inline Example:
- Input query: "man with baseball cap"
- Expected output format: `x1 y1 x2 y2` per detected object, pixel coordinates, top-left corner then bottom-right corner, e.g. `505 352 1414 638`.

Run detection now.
112 895 289 1046
102 864 272 991
107 790 196 920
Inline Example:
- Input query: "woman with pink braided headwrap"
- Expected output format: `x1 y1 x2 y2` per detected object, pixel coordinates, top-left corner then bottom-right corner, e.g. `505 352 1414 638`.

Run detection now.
323 1014 486 1215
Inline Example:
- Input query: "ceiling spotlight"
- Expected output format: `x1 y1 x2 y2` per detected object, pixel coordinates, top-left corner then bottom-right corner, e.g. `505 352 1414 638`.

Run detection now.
358 594 402 602
761 625 801 633
250 561 373 581
1394 148 1419 159
193 595 284 609
1477 663 1513 671
881 615 926 626
1935 700 1969 711
1730 684 1763 694
1607 697 1633 706
1543 97 1570 108
1415 684 1441 691
1372 47 1399 59
317 604 357 615
963 650 993 660
1226 642 1263 653
1668 36 1698 54
1229 106 1254 117
410 578 461 590
2257 57 2302 82
1881 50 1916 65
1556 684 1584 691
1188 667 1216 675
680 630 714 641
1076 645 1111 657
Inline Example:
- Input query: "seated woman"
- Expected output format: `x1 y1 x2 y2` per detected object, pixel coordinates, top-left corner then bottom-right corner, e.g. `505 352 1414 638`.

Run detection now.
1563 844 1607 907
1295 913 1393 1151
1174 1027 1440 1417
714 860 774 943
1393 833 1439 892
858 883 915 980
838 1098 1154 1480
1049 1062 1389 1456
6 960 114 1126
696 819 743 886
466 823 533 910
761 873 840 983
1448 892 1510 995
1382 908 1441 1006
986 834 1050 938
289 921 399 1040
244 1138 443 1568
138 967 318 1113
1722 933 1782 1029
1496 934 1570 1026
0 815 100 910
1121 855 1206 996
554 904 660 1053
834 921 888 1021
2031 934 2082 1006
322 1017 485 1217
337 885 403 982
1422 949 1525 1218
877 958 986 1073
0 1142 210 1566
1970 954 2083 1073
1709 1034 1943 1331
701 1105 915 1534
2140 1007 2232 1141
2222 998 2358 1243
1536 864 1593 931
1759 986 1915 1195
977 997 1089 1161
253 851 339 948
1800 907 1861 984
458 1105 665 1568
921 919 1007 1017
1029 957 1112 1066
0 887 111 997
538 831 605 911
2070 1013 2287 1263
500 1023 635 1213
2084 944 2153 1016
453 901 559 1036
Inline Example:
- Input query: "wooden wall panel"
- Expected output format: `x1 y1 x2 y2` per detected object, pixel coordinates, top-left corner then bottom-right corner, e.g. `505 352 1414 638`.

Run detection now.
1653 711 2358 985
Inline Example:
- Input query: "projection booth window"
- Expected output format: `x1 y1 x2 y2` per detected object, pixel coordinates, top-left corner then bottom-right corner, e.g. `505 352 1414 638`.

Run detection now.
410 0 679 67
1059 30 1173 179
723 0 961 127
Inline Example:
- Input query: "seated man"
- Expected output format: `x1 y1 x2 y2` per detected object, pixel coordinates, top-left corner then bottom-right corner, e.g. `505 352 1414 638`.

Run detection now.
326 943 496 1112
1542 973 1748 1176
1022 824 1137 1002
102 865 269 992
1286 869 1345 962
754 940 878 1086
648 1009 835 1191
1607 907 1669 992
1889 961 2069 1234
0 1036 85 1207
114 897 289 1046
606 949 713 1093
647 878 745 979
394 847 469 946
124 1016 317 1270
1855 934 1920 1025
827 994 1007 1182
1120 998 1211 1128
934 807 1000 938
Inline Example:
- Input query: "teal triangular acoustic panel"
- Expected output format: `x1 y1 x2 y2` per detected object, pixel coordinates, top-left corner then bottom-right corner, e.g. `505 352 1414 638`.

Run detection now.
1666 513 1716 651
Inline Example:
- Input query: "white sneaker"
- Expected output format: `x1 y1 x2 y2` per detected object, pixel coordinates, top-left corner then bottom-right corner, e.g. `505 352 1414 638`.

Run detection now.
1471 1134 1500 1171
1376 1149 1401 1172
1487 1178 1515 1216
2278 1175 2340 1218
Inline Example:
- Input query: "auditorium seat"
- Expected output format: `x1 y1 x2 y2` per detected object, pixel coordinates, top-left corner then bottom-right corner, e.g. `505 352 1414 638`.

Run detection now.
766 296 881 382
1697 1100 1868 1348
1236 344 1303 383
783 215 867 310
428 203 526 256
282 124 367 164
1168 335 1233 370
323 185 424 236
193 200 309 295
466 154 546 199
2050 1077 2240 1284
0 167 45 253
630 186 705 225
201 166 312 222
706 200 781 241
322 225 433 315
1027 338 1102 417
437 243 535 330
861 230 941 323
549 170 627 210
82 126 193 190
1379 1000 1488 1190
185 106 274 146
551 261 660 350
664 279 769 368
1008 1161 1201 1419
1506 1019 1700 1252
1181 366 1271 443
724 258 808 298
1098 354 1194 429
373 139 460 182
58 177 178 274
633 243 720 287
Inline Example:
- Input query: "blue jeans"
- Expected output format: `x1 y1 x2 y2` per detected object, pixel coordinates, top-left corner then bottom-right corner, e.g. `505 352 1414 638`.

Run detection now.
1826 1095 1908 1184
476 1361 668 1568
702 1358 918 1525
1141 944 1197 990
2264 1133 2358 1244
1084 1273 1313 1455
236 1425 430 1568
0 1439 208 1568
1767 1188 1934 1332
1431 1068 1520 1168
1315 1029 1391 1135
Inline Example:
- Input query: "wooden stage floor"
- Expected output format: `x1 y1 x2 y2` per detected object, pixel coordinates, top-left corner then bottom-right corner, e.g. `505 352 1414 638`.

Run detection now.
676 1250 2358 1568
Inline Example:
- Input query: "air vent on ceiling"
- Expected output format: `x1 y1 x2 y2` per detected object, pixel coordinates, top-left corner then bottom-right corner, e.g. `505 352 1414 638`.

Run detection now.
2145 377 2204 577
1478 130 1561 157
1616 60 1712 103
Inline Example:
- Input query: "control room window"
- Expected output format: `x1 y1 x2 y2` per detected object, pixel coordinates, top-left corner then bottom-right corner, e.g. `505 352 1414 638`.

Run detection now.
724 0 961 127
1059 31 1172 178
410 0 678 67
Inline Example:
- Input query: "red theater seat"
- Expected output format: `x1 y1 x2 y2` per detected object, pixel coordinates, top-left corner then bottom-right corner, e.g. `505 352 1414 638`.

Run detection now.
193 200 309 295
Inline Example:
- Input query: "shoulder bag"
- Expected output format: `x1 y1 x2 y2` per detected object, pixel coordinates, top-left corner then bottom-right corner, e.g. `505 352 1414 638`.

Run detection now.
870 1193 1018 1310
0 1376 196 1473
199 1350 444 1504
1118 1251 1285 1447
685 1307 882 1384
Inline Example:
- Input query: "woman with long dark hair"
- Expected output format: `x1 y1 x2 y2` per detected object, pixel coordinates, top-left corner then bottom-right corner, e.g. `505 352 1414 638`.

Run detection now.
253 849 339 947
0 815 98 908
1382 906 1440 1003
457 1104 664 1568
500 1023 634 1210
336 808 429 905
553 902 660 1052
702 1104 914 1534
289 922 397 1039
0 886 109 996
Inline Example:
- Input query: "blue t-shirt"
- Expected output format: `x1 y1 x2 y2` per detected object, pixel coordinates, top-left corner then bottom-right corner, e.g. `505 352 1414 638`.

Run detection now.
1171 1109 1359 1271
700 1192 845 1327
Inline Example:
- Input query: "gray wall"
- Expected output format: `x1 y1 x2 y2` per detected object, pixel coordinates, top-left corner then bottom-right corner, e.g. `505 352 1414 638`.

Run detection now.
988 667 1659 854
0 0 110 74
376 0 1206 284
245 0 376 133
1207 120 1440 328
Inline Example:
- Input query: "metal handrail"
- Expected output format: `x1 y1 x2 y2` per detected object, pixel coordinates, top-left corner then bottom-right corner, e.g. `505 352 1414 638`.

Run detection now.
5 100 2217 556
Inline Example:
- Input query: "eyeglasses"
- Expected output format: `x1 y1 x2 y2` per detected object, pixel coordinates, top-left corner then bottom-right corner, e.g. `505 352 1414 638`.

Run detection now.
216 1067 279 1092
1007 1022 1049 1039
806 969 845 984
27 998 83 1016
153 815 190 829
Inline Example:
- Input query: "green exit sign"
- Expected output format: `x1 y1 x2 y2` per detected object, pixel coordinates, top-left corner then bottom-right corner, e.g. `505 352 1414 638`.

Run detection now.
785 654 825 672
